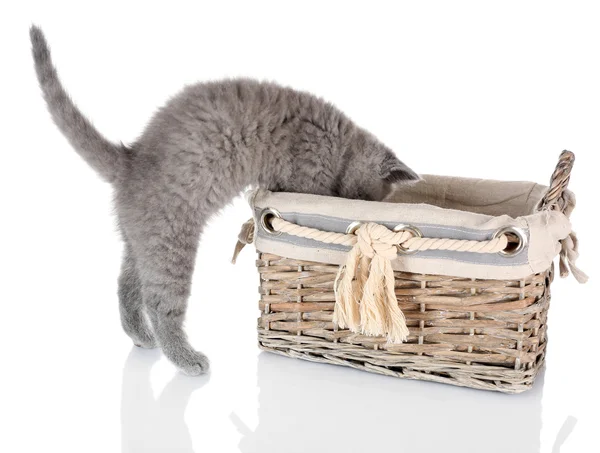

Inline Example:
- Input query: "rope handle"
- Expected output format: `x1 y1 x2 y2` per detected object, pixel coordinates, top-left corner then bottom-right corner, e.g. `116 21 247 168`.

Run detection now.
538 150 575 213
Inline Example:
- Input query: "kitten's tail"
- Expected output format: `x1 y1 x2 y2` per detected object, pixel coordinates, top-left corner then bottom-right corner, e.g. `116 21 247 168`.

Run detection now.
30 25 126 183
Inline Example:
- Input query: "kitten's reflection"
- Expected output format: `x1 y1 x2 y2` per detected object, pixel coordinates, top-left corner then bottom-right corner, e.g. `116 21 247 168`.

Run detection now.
239 352 544 453
121 347 209 452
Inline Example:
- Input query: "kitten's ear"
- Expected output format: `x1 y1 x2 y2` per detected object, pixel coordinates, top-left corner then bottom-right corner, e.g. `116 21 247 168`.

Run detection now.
380 153 420 183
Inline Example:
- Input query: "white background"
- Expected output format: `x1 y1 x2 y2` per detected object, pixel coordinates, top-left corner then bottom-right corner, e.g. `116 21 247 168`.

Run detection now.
1 1 598 452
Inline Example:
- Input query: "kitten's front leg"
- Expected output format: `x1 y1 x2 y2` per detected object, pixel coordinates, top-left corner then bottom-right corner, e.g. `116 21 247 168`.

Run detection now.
132 213 210 376
118 243 157 349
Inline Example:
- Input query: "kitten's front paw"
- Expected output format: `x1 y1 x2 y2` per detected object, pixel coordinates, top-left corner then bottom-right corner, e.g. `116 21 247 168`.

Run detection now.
167 348 211 376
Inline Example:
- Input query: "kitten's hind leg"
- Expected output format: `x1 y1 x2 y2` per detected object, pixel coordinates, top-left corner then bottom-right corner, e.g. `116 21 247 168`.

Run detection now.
133 213 209 376
118 243 157 349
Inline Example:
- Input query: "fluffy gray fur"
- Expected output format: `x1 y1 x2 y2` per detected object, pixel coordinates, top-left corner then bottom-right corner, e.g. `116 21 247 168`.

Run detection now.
30 26 419 375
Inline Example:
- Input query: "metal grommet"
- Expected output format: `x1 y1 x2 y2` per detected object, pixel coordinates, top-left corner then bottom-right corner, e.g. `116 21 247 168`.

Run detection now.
393 224 423 255
346 221 363 234
493 226 528 257
259 208 283 236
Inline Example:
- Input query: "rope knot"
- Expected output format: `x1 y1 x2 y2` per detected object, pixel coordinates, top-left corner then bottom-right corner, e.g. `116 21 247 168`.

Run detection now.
356 223 399 259
355 222 414 260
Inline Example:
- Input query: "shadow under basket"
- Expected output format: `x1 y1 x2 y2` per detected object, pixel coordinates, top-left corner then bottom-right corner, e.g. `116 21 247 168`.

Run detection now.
241 151 584 394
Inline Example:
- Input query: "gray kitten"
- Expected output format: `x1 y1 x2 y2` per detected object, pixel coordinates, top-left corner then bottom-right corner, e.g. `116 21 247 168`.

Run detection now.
30 26 418 375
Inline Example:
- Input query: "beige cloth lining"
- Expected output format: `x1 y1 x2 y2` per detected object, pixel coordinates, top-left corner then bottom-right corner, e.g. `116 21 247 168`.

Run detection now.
384 174 548 217
248 175 574 280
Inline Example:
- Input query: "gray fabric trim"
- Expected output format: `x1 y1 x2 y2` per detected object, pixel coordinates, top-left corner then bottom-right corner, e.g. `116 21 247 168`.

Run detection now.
254 208 530 266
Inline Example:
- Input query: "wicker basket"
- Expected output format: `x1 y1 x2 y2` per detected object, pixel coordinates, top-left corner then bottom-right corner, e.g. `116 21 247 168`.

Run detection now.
241 151 582 393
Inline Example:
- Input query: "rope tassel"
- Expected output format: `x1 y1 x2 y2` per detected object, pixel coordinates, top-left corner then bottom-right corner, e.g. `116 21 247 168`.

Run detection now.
559 231 588 283
333 246 362 332
231 218 256 264
334 223 411 343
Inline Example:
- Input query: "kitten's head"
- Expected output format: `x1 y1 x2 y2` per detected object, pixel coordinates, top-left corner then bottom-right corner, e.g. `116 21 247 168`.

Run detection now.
335 131 420 201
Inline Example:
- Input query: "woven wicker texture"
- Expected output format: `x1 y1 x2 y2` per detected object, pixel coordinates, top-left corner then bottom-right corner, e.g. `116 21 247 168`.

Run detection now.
253 151 576 393
257 254 551 393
